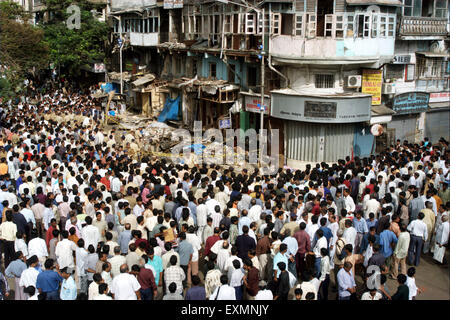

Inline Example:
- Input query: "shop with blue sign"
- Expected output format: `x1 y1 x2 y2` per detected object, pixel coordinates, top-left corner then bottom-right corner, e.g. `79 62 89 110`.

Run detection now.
392 92 430 115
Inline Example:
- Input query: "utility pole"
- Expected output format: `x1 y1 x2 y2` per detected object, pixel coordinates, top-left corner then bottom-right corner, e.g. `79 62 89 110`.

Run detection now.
119 36 123 95
259 8 265 167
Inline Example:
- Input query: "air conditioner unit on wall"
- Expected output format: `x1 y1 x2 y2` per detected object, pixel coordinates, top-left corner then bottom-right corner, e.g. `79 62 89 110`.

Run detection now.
346 75 362 88
383 83 396 94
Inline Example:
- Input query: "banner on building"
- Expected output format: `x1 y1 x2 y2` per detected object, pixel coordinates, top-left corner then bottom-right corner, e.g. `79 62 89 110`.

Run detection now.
164 0 183 9
392 92 430 115
244 95 270 115
429 92 450 103
362 69 383 105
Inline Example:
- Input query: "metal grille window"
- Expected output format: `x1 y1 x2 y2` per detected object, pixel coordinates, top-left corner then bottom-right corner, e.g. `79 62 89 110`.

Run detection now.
315 74 335 88
416 56 446 79
385 64 405 80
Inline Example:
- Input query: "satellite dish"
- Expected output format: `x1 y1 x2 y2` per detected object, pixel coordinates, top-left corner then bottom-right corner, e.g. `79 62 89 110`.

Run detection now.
371 124 384 137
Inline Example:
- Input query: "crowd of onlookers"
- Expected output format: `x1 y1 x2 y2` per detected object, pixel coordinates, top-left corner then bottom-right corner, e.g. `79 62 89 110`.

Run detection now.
0 88 448 300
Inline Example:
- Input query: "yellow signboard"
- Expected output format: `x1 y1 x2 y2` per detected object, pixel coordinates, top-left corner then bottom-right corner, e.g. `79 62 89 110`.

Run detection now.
362 69 383 105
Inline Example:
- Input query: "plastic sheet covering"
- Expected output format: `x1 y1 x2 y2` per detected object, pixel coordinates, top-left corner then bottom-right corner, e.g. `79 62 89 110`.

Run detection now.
158 96 180 122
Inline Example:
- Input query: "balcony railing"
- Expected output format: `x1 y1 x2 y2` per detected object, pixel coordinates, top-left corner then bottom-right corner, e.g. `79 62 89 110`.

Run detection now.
398 16 448 37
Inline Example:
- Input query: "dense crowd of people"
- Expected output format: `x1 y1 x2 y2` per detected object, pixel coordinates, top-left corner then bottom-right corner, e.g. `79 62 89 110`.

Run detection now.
0 87 448 301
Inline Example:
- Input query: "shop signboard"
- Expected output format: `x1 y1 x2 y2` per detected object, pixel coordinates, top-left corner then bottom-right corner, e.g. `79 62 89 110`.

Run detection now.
392 92 430 115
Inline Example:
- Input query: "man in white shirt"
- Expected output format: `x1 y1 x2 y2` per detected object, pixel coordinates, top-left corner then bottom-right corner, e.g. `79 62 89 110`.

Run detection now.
361 289 383 300
81 216 100 250
365 194 380 220
337 262 356 300
298 272 320 300
55 230 77 269
343 219 357 252
110 264 141 300
343 189 356 214
254 281 274 300
27 231 48 266
19 255 40 295
93 283 113 300
407 212 428 266
310 229 327 278
209 274 236 300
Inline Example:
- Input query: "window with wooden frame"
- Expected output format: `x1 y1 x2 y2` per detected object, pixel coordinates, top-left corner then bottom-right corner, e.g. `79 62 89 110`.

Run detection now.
387 16 395 37
271 13 281 35
325 14 333 37
363 14 371 38
379 14 387 37
371 14 378 38
405 64 415 81
345 14 354 37
435 0 448 18
306 13 316 38
258 12 270 35
295 14 305 37
224 14 232 33
245 13 256 34
335 14 344 38
403 0 413 16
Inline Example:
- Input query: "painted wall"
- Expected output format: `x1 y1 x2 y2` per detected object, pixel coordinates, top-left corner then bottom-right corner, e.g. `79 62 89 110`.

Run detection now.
282 66 363 92
270 37 395 60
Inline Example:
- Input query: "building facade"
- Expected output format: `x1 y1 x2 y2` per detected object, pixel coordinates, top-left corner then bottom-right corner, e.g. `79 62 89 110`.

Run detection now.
106 0 449 166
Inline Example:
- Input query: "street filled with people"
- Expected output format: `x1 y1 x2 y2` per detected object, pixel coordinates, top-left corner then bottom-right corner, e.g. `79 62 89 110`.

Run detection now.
0 86 449 301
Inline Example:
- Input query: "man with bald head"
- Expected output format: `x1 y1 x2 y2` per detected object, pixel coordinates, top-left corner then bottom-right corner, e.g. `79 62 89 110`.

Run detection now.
110 264 141 300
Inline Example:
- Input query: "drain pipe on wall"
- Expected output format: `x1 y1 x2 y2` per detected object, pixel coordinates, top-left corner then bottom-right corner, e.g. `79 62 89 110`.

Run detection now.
268 54 290 88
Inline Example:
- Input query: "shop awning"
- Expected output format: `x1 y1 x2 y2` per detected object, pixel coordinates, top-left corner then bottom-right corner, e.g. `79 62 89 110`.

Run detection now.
429 102 450 110
346 0 403 6
132 74 155 87
371 104 396 116
416 51 450 58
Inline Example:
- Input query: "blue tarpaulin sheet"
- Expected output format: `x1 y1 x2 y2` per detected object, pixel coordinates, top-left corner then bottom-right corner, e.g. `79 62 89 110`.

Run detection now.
188 144 206 155
101 83 114 93
158 96 180 122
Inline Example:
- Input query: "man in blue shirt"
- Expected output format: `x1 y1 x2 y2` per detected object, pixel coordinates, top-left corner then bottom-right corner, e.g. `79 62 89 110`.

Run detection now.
146 248 163 287
185 275 206 300
176 232 193 288
353 211 368 253
366 212 378 230
36 259 64 300
314 217 333 247
273 243 289 279
359 227 380 254
238 210 252 235
379 224 398 267
60 267 77 300
5 251 27 300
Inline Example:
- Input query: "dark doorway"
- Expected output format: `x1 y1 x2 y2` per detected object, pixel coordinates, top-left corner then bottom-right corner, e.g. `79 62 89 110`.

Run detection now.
317 0 334 37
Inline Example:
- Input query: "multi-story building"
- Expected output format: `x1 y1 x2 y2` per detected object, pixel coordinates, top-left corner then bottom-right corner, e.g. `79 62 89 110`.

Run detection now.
382 0 449 146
